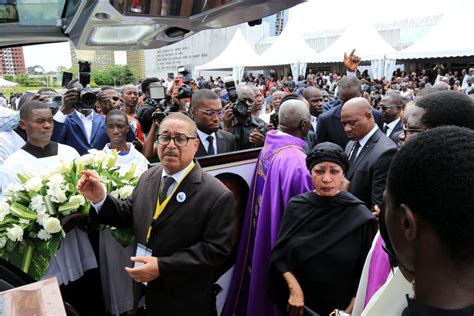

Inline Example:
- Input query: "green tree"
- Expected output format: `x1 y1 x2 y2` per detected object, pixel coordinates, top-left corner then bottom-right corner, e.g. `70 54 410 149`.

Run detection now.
91 65 138 87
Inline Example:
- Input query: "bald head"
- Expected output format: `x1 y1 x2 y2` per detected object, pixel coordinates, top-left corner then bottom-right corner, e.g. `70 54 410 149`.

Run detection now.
278 99 311 138
432 81 450 91
341 97 375 141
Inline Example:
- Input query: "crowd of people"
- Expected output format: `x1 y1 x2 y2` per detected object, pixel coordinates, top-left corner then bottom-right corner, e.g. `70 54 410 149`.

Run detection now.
0 51 473 316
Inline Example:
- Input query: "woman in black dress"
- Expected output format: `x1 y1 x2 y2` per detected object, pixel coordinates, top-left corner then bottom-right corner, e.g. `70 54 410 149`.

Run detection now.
270 142 376 316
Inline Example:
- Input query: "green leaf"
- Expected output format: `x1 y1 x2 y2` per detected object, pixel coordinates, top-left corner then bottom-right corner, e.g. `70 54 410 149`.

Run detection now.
110 228 135 248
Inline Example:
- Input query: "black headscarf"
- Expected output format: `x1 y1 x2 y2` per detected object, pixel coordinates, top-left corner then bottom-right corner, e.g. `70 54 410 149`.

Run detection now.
306 142 349 172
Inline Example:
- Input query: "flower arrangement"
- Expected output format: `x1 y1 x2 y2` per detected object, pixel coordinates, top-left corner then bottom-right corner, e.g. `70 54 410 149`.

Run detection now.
0 149 142 280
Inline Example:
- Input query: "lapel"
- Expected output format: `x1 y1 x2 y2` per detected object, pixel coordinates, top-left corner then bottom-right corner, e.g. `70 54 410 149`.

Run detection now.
70 112 89 143
154 163 202 226
196 138 207 156
216 130 227 153
347 130 382 179
333 104 342 120
393 119 402 133
90 113 102 144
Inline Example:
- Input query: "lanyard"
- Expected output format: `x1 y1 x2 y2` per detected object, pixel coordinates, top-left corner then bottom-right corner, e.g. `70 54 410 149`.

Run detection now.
146 162 195 241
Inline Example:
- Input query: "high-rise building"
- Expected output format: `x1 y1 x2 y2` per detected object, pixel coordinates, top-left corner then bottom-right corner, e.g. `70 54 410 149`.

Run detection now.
0 47 26 75
264 10 288 36
69 41 115 72
126 50 145 79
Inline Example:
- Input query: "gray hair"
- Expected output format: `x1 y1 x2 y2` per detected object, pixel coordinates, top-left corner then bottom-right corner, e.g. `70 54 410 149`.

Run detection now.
279 99 310 129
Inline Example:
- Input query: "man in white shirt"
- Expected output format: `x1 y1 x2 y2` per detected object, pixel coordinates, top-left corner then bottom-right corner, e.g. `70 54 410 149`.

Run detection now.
379 93 403 145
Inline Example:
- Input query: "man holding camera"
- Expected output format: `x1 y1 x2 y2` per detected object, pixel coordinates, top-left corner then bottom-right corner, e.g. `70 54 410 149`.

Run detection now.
52 79 135 155
190 89 236 157
223 85 266 150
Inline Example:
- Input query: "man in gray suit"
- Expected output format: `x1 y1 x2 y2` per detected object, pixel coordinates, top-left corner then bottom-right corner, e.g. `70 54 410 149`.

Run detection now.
341 97 398 211
380 93 403 145
190 89 236 157
78 113 235 315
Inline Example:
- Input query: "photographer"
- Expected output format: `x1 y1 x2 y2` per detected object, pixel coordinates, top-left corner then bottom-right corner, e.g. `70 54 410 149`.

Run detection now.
223 85 267 150
51 79 135 155
136 77 160 134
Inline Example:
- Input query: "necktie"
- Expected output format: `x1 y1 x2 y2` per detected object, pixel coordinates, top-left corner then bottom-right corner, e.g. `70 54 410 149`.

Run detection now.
383 124 389 135
207 135 215 155
159 176 175 204
349 141 361 167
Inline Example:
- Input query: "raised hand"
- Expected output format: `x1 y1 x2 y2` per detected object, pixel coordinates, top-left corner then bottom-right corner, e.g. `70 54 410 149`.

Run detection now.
343 49 361 72
77 170 106 204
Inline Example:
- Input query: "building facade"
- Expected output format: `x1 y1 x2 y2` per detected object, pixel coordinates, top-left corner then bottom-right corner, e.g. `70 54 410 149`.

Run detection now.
126 50 145 79
0 47 25 75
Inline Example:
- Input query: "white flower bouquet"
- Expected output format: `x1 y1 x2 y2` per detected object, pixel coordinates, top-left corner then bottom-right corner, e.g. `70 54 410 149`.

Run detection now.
0 149 142 280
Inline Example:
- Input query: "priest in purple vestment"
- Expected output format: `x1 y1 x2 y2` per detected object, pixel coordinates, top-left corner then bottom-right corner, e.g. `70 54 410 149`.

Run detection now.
223 98 314 316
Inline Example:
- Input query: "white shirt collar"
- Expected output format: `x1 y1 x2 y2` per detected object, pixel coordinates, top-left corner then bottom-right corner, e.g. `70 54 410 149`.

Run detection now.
75 110 94 120
197 129 217 152
358 125 380 148
385 117 401 137
162 161 194 183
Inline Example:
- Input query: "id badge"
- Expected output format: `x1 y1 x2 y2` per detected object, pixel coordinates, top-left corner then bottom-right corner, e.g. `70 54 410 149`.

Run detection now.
134 243 152 268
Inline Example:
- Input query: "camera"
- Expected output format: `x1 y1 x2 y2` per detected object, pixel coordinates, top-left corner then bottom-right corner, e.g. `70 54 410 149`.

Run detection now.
224 76 250 118
151 99 180 125
176 66 193 99
75 60 99 109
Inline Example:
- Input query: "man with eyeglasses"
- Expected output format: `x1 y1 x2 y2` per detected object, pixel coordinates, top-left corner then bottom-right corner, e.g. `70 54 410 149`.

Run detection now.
78 112 235 315
190 89 236 157
380 93 403 145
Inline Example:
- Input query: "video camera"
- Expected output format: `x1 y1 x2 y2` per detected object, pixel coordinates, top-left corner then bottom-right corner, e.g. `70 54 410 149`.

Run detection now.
224 76 250 118
75 61 99 109
176 66 192 99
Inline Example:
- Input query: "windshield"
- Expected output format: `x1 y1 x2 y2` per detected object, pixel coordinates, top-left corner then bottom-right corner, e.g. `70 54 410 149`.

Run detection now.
0 0 65 26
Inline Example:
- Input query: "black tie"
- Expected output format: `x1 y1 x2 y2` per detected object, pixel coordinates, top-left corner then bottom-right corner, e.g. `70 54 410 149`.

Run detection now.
349 141 361 167
207 135 215 155
383 124 389 135
159 176 175 204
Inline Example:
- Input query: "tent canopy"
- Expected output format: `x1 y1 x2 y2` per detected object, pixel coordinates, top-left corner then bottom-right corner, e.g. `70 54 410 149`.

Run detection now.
0 78 19 88
248 23 318 67
195 28 259 71
315 24 396 63
389 5 474 60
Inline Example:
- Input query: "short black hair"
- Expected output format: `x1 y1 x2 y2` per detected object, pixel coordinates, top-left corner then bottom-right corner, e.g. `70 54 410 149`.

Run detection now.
338 75 361 90
191 89 219 109
141 77 160 93
415 90 474 130
106 109 128 124
37 87 58 95
19 100 50 120
387 126 474 264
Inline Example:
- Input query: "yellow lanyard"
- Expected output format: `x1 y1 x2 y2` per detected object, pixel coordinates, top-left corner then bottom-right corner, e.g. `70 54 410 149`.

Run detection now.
146 162 195 241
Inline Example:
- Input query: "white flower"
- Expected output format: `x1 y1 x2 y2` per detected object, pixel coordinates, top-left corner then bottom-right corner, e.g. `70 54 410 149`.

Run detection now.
77 154 95 166
19 218 30 224
93 151 108 165
0 237 7 249
37 229 52 241
47 187 68 203
69 195 86 206
36 213 48 226
48 173 65 188
4 183 23 199
30 196 47 213
6 225 23 242
109 190 119 199
58 160 73 174
118 185 134 200
25 177 43 192
43 217 62 234
0 200 10 221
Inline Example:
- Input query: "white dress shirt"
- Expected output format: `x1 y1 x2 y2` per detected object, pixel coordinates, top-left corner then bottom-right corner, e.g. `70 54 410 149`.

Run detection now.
197 129 217 154
352 125 379 159
54 110 95 143
384 118 400 137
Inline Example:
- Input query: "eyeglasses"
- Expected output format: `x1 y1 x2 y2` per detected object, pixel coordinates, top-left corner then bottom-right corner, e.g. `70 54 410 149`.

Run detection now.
195 108 224 117
402 123 424 134
380 104 400 111
157 134 196 147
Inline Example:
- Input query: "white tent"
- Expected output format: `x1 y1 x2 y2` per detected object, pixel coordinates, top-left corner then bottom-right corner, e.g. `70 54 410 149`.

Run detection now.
195 28 260 81
315 24 397 79
0 78 19 88
389 5 474 60
248 22 318 82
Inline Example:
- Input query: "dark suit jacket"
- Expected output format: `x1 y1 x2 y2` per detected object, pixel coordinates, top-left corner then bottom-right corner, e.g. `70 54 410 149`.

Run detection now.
387 119 402 145
196 129 236 157
316 105 384 149
52 111 135 156
92 163 235 315
345 129 398 209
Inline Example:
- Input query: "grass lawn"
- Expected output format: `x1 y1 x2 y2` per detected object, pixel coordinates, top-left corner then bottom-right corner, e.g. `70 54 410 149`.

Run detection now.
0 86 63 97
